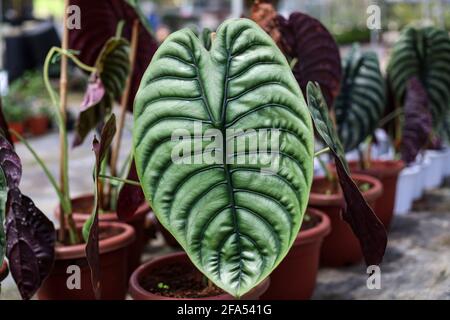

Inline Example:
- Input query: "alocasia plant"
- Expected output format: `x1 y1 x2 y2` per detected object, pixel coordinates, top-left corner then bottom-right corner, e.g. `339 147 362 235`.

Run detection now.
133 18 314 297
306 82 387 266
387 25 450 131
400 77 432 164
335 45 386 152
0 100 55 299
251 2 342 108
69 0 157 111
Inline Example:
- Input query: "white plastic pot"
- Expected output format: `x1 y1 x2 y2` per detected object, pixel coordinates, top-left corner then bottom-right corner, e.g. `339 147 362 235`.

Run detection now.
424 150 446 189
412 159 428 200
394 165 421 215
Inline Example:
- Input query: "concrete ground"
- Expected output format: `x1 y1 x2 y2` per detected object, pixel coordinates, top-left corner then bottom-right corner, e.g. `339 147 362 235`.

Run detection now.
1 127 449 300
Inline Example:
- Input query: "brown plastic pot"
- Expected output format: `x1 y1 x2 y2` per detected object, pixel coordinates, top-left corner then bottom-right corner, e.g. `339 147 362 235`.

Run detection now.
347 160 404 229
54 194 151 276
260 208 331 300
309 174 383 267
26 115 49 136
129 252 270 300
37 221 135 300
0 260 9 282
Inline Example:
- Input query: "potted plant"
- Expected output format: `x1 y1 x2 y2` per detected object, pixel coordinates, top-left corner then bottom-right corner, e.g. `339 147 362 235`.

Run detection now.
387 25 450 211
54 0 159 274
249 3 387 268
2 100 28 141
11 3 135 299
26 105 51 136
128 18 386 300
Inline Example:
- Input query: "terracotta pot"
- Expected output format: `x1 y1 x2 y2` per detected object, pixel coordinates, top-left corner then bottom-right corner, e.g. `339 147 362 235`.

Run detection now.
260 208 331 300
26 115 49 136
129 252 270 300
9 122 25 143
54 194 151 276
309 174 383 267
37 221 135 300
346 160 404 229
0 260 9 282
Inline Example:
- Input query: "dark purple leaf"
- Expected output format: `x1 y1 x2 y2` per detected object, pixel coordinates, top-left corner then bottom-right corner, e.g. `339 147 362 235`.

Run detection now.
401 77 432 164
73 74 106 147
69 0 158 111
85 114 117 299
306 82 387 265
0 136 22 189
278 12 342 107
0 97 13 145
334 158 387 265
117 160 145 221
6 188 55 300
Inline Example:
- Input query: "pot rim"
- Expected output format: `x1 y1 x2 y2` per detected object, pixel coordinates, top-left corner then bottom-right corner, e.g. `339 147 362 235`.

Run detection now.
296 208 331 245
0 260 9 282
129 251 270 300
54 193 150 222
308 173 383 206
55 221 135 260
347 159 405 178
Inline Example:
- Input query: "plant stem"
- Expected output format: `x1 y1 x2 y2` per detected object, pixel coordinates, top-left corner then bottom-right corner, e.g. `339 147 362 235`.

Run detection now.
378 107 404 128
58 0 70 244
108 19 139 203
314 147 330 158
99 175 141 187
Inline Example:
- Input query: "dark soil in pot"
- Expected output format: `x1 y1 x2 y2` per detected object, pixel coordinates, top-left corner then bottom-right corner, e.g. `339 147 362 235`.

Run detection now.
37 221 135 300
309 174 383 267
347 160 404 229
26 115 49 136
0 260 9 282
260 208 331 300
54 194 151 276
129 252 270 300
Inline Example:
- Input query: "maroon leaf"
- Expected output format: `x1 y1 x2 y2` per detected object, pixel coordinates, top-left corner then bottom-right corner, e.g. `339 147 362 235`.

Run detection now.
6 188 55 300
73 74 106 147
334 158 387 265
69 0 158 111
0 136 22 189
278 12 342 107
117 159 145 221
401 77 432 164
85 114 116 299
0 97 13 145
307 82 387 265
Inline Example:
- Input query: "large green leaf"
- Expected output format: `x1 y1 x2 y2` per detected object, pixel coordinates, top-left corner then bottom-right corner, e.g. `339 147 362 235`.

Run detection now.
133 18 314 297
387 25 450 130
335 46 385 151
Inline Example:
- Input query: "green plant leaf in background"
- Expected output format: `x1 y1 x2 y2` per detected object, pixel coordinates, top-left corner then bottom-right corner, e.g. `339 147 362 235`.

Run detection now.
134 19 314 297
387 25 450 130
307 82 387 266
73 38 130 146
335 45 386 152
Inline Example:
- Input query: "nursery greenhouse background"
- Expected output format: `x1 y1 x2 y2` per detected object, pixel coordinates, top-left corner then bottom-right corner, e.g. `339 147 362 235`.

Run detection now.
0 0 449 302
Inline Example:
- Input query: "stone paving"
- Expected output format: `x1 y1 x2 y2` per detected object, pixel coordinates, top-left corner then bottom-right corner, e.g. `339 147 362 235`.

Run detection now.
1 128 449 300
